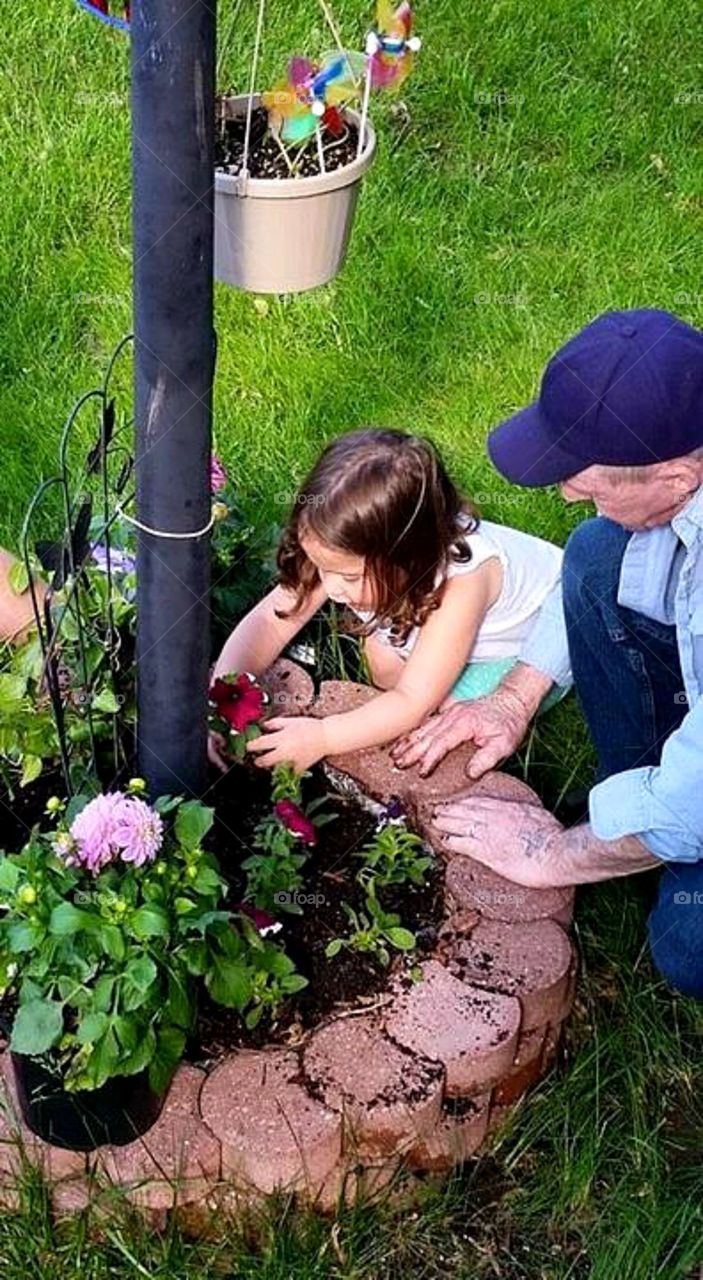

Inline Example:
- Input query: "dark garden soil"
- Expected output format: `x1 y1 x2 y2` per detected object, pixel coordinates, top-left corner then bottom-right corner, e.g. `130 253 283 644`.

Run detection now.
192 761 444 1063
215 105 361 180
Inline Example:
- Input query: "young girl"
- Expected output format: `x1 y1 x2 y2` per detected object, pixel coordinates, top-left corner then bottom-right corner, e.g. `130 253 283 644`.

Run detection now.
209 428 563 774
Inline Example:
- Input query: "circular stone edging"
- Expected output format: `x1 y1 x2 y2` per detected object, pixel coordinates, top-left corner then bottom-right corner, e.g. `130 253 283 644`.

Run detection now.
0 668 578 1225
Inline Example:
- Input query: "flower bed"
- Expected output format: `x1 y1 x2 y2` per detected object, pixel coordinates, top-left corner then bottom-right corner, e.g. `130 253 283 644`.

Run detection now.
0 662 577 1228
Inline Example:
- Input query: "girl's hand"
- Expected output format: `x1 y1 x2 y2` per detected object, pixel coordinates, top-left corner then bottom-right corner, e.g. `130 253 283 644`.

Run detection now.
208 731 230 773
246 716 328 772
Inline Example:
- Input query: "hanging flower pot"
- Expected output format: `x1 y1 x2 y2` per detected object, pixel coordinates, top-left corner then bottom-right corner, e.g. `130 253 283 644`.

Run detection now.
214 94 376 295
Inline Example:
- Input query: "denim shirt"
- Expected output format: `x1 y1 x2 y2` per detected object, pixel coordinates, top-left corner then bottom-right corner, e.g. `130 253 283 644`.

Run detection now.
521 488 703 863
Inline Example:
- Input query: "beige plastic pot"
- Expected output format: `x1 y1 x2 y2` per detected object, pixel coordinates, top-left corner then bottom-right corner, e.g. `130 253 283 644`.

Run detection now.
214 95 377 295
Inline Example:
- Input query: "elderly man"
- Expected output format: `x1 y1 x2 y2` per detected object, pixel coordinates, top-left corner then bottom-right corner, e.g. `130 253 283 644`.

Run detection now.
393 308 703 999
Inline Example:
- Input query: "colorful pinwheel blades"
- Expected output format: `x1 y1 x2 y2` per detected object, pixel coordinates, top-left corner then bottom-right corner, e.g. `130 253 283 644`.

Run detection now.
263 51 364 144
75 0 131 32
370 0 419 91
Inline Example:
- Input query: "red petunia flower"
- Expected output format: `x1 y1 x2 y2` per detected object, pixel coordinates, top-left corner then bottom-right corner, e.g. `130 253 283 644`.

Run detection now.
275 800 318 846
209 673 267 733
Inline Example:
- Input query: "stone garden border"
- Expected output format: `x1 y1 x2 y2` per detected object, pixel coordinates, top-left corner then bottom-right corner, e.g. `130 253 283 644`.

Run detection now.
0 665 576 1228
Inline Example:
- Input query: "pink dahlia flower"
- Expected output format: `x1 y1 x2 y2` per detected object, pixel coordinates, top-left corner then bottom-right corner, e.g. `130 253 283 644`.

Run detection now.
112 796 164 867
66 792 163 874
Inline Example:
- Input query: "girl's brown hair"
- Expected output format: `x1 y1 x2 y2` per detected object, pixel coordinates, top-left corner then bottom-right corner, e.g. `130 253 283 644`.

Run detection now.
277 428 478 645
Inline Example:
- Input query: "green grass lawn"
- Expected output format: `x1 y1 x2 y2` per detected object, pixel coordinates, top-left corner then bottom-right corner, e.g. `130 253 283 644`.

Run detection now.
1 0 702 1275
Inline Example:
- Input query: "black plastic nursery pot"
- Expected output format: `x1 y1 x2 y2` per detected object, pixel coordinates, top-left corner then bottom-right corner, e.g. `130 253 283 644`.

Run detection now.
10 1052 167 1151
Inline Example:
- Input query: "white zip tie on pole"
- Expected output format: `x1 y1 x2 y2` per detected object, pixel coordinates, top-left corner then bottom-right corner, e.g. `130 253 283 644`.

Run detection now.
116 502 216 540
357 31 377 160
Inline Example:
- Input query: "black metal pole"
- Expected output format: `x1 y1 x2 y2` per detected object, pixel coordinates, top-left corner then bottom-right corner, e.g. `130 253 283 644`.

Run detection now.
132 0 216 798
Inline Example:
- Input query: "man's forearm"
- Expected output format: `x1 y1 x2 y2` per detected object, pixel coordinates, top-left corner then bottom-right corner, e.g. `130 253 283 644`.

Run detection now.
497 662 554 720
542 823 660 886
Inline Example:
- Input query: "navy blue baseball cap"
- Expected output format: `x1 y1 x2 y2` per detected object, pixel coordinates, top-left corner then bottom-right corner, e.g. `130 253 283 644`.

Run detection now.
488 308 703 487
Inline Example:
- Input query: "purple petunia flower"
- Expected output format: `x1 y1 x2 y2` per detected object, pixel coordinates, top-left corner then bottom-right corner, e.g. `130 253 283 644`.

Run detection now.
91 544 137 576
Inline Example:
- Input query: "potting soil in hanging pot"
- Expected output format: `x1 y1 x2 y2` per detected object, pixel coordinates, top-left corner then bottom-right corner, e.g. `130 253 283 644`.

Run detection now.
214 96 376 294
10 1051 167 1151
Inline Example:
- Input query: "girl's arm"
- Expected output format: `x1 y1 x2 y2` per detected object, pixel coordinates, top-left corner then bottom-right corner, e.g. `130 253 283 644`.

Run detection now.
321 562 500 754
249 560 501 771
213 581 328 679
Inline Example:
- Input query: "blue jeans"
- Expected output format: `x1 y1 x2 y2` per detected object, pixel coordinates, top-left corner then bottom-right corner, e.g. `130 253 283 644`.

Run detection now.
563 517 703 999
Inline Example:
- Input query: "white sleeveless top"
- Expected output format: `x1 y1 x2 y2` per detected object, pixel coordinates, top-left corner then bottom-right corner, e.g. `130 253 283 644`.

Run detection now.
353 517 563 663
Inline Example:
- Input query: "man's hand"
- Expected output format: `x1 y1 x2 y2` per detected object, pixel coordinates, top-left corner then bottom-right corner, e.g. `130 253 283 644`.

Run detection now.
431 796 659 888
246 716 328 772
391 685 531 778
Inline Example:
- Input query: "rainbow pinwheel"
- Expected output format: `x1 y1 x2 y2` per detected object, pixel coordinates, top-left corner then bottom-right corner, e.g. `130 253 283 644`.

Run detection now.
262 52 365 144
366 1 421 90
75 0 131 32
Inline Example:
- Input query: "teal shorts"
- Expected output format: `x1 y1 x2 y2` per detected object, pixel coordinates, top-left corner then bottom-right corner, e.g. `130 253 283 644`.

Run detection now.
450 657 567 714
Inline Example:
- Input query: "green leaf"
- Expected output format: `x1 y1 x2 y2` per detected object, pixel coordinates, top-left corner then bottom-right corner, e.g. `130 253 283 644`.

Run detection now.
99 924 126 962
281 973 308 994
120 1025 156 1077
76 1012 110 1045
7 561 30 596
325 939 343 958
182 940 208 975
148 1025 185 1094
0 859 20 894
153 795 182 815
0 673 27 709
11 999 63 1055
166 972 194 1029
125 954 157 992
385 927 417 950
205 954 253 1009
7 921 41 953
84 1027 121 1091
131 905 169 939
49 903 97 936
244 1004 264 1030
192 866 224 895
20 755 42 788
174 801 214 850
92 687 120 715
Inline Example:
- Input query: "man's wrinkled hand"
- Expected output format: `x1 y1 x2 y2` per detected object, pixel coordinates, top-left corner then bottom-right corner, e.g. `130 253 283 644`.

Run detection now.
391 687 533 779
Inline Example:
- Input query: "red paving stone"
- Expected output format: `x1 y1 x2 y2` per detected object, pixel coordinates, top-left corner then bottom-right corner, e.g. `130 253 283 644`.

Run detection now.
261 657 315 717
408 1091 491 1172
93 1064 220 1211
444 918 574 1030
384 961 521 1097
200 1048 342 1196
302 1013 444 1158
445 854 575 928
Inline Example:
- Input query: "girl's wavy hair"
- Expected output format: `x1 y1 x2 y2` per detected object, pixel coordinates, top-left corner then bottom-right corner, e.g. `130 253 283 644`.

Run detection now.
277 428 478 645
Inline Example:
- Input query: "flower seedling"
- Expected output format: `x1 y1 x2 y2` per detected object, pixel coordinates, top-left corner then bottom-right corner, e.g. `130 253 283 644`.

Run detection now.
325 882 416 967
355 816 434 889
